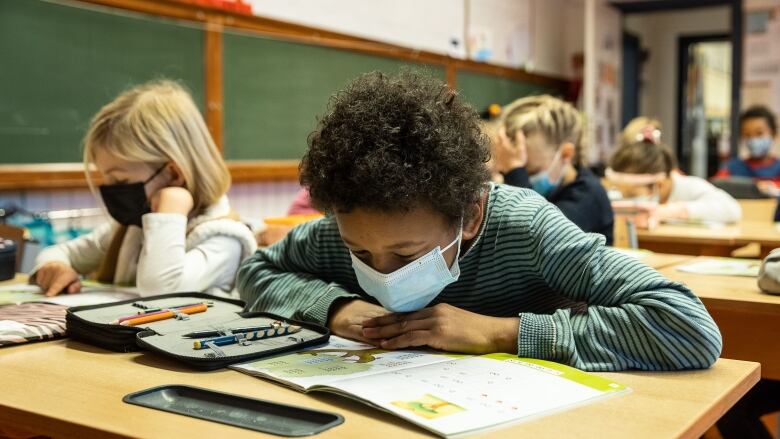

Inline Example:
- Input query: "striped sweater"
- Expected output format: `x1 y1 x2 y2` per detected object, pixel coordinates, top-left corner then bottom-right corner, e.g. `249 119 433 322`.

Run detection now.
238 184 722 371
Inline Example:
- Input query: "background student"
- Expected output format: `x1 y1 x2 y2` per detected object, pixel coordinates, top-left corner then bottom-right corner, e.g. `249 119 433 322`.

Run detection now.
31 80 256 297
607 139 741 227
238 71 721 372
716 105 780 188
620 116 662 148
492 95 614 244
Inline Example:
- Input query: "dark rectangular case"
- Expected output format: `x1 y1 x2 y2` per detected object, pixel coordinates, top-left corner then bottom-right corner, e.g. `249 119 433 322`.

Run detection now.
66 292 329 370
123 385 344 436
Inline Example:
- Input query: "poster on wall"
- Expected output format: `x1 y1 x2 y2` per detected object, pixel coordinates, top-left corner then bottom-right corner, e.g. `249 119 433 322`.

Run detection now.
586 0 621 164
743 0 780 116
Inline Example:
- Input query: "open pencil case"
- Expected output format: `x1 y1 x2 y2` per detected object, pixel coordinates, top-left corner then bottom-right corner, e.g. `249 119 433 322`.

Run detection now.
66 292 330 370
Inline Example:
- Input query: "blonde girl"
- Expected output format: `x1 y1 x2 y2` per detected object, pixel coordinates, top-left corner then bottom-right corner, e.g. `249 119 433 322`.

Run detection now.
493 95 614 244
620 116 662 148
31 80 256 297
607 139 741 227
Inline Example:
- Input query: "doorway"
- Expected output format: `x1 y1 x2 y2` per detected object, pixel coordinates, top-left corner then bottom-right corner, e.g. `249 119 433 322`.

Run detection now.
677 35 732 177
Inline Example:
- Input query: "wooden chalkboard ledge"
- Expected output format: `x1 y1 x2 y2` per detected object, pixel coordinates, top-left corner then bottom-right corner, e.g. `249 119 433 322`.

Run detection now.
0 161 300 191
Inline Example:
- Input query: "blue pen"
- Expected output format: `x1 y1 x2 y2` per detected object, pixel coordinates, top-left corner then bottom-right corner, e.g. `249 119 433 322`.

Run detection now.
193 325 302 350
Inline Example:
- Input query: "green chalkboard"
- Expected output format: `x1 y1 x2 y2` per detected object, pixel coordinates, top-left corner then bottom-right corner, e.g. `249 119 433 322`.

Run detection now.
456 70 559 114
0 0 204 164
222 32 445 160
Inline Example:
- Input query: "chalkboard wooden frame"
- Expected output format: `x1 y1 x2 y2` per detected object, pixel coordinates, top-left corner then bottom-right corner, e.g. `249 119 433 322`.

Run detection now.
0 0 567 191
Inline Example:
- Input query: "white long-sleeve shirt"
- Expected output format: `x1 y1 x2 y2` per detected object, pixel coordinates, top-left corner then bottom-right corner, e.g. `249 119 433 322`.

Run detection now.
33 196 257 297
668 173 742 223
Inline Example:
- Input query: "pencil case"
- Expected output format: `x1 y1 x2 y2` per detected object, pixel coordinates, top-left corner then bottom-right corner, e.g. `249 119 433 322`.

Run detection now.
66 293 329 370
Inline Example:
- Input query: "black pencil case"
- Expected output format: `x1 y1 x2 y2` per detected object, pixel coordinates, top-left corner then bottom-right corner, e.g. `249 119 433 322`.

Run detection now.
66 292 330 370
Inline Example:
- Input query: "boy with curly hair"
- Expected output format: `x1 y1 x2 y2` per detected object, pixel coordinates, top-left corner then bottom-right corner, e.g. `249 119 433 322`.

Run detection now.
238 71 721 371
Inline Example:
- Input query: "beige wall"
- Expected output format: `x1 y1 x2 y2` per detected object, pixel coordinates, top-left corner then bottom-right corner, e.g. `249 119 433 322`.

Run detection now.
624 7 731 150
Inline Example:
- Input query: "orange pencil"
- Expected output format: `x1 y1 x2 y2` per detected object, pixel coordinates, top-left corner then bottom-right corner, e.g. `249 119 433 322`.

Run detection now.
119 302 208 326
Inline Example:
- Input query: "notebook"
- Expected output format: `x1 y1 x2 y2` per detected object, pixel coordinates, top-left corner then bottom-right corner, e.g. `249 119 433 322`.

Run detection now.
676 258 761 277
232 336 629 437
0 282 139 307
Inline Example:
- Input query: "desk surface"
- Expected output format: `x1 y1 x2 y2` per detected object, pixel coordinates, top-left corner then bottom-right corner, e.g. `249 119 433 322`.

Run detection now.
637 221 780 257
637 221 780 245
660 258 780 380
738 199 777 222
658 259 780 314
0 339 759 439
632 252 696 269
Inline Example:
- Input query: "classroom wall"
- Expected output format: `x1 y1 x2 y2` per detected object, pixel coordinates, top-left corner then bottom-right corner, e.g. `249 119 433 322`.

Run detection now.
742 0 780 116
246 0 583 78
3 0 584 219
0 182 301 233
624 6 731 152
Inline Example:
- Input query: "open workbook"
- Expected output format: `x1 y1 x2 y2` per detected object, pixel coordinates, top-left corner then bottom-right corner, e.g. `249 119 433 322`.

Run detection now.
0 281 139 307
232 336 630 437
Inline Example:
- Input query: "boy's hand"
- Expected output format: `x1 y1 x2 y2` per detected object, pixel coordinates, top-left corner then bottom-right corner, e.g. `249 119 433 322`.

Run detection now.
33 261 82 296
361 303 519 354
328 299 389 344
493 128 528 174
151 187 194 216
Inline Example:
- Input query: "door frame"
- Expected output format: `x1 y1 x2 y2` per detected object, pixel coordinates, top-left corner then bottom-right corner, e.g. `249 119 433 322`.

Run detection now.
676 33 731 172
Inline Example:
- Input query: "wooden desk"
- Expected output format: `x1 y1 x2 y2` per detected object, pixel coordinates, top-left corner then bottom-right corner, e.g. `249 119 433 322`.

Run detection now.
0 340 759 439
739 199 777 222
660 260 780 380
638 221 780 258
635 252 696 269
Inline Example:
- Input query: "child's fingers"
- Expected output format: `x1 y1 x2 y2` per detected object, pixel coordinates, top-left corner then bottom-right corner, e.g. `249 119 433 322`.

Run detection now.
514 129 526 146
35 267 54 289
361 316 432 339
45 273 75 297
380 330 432 350
362 307 433 328
67 280 82 294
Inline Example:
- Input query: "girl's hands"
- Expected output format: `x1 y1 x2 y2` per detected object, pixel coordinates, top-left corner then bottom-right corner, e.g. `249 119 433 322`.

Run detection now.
32 261 81 296
493 128 529 174
151 187 194 216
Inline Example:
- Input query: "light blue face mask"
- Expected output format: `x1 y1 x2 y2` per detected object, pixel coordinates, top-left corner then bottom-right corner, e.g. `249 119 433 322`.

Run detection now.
746 137 773 158
350 226 462 313
529 148 567 197
529 172 559 197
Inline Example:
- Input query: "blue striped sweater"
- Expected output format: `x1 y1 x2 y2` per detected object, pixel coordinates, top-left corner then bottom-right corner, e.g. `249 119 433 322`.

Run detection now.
238 184 722 371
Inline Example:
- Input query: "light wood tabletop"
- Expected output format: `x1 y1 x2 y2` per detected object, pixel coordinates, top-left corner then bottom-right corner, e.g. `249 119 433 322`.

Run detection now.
0 339 760 439
739 199 777 222
637 220 780 257
620 250 696 269
659 258 780 380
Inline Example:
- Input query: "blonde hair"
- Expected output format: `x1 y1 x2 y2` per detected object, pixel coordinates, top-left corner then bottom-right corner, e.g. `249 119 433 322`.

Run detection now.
610 140 677 176
83 80 230 215
500 95 587 166
621 117 662 148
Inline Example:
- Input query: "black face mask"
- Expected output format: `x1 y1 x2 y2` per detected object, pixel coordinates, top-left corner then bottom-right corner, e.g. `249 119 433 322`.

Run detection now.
99 165 166 227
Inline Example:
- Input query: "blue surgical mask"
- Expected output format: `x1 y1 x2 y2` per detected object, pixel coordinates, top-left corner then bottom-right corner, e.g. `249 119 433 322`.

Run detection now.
350 226 462 312
745 137 773 158
529 172 559 197
529 149 567 197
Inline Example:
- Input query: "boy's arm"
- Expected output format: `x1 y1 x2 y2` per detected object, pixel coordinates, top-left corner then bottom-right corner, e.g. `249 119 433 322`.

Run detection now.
521 202 722 371
237 219 363 325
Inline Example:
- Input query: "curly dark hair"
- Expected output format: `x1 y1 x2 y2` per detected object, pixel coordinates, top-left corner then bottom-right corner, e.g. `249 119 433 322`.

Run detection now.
300 71 490 224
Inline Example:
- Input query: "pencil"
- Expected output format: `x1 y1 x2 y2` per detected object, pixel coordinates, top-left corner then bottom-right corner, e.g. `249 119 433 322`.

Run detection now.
119 302 208 326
